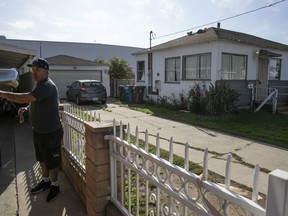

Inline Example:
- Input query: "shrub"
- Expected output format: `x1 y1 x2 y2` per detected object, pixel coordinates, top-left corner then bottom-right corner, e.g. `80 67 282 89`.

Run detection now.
150 94 187 110
168 93 187 110
148 82 240 116
204 82 240 115
187 83 206 113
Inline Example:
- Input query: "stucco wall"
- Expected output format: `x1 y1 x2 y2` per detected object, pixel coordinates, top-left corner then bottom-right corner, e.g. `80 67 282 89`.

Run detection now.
135 40 288 104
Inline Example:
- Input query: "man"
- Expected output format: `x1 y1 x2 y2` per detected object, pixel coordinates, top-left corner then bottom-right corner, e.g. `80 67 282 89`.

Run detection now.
0 58 63 202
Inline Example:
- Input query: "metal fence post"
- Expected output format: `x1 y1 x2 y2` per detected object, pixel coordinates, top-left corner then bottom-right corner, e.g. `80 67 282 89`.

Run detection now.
266 169 288 216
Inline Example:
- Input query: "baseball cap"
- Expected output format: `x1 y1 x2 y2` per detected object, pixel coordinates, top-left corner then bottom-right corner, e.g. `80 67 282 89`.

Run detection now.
27 58 49 70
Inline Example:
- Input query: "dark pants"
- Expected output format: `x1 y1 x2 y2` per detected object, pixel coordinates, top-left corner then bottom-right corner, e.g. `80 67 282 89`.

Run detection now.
33 127 64 170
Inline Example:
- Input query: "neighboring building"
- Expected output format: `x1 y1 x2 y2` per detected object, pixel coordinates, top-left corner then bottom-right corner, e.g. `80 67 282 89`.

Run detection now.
46 55 110 99
0 38 142 72
0 38 143 98
133 27 288 106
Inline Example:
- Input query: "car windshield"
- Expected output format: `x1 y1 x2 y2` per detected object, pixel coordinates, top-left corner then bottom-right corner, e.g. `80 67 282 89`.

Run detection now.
82 82 102 87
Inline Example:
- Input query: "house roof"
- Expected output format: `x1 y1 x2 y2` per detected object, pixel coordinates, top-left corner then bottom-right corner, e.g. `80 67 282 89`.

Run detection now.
134 27 288 55
46 54 109 66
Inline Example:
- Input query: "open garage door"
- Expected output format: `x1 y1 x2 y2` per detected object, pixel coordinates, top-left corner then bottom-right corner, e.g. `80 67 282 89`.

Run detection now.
49 70 102 99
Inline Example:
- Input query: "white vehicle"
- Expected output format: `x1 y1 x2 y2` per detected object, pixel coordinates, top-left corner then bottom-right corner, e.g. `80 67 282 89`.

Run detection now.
0 68 19 90
0 68 19 114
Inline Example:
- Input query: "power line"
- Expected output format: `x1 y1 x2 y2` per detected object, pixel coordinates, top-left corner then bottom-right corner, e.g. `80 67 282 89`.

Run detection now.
154 0 286 40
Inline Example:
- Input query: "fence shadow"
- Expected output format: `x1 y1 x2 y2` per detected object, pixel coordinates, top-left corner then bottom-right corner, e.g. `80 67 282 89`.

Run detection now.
1 117 87 216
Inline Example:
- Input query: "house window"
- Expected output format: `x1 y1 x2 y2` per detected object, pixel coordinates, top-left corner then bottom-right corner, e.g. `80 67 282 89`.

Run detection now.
222 53 247 80
183 53 211 79
269 58 281 80
137 61 145 81
165 57 180 82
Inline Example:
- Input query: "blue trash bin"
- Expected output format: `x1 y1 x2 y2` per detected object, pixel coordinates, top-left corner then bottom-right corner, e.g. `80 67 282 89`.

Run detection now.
118 85 125 101
124 86 133 103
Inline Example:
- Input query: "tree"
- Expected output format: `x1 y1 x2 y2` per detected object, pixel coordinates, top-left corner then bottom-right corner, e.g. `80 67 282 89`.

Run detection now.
94 58 107 65
108 57 134 79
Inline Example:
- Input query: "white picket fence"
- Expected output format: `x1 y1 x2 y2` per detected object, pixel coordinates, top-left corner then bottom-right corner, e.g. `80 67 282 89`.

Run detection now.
105 120 270 216
61 104 288 216
62 104 100 169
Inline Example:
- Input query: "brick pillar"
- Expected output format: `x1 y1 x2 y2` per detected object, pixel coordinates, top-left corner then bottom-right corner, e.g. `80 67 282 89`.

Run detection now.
84 120 124 216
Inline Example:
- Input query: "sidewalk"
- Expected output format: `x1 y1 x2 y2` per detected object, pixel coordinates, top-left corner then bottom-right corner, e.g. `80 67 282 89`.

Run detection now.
0 115 87 216
95 102 288 195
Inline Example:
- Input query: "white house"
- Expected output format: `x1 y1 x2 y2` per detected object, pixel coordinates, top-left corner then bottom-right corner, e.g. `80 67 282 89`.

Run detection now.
133 27 288 106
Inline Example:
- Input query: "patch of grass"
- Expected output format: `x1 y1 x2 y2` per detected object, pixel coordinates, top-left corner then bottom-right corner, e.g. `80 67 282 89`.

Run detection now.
128 134 203 175
120 102 288 149
123 133 255 215
230 153 271 174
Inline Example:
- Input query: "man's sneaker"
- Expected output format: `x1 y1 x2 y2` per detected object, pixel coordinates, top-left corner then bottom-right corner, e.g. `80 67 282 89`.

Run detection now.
46 185 60 202
31 180 51 194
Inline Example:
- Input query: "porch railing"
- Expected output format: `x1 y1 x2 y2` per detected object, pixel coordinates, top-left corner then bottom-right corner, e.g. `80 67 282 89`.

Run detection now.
253 87 278 113
105 121 266 216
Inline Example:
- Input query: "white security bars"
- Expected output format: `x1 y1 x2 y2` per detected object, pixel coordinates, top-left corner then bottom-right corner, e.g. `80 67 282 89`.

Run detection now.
62 104 99 169
105 120 266 216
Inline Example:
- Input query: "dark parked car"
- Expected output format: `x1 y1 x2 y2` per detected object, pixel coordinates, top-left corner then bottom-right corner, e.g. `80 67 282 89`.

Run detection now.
66 80 107 105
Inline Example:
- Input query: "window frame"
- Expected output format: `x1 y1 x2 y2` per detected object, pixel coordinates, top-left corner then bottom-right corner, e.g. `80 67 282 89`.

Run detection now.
221 53 247 80
165 56 181 83
182 52 212 80
137 61 145 82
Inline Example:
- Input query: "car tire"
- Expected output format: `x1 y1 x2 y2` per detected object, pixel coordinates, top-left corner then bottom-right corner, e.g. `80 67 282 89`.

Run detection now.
76 95 81 105
101 100 106 104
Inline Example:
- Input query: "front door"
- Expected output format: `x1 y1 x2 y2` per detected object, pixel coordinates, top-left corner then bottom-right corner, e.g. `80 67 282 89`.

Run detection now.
256 56 269 101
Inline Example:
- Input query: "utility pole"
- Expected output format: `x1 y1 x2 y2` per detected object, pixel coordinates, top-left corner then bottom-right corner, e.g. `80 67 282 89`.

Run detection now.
149 31 155 50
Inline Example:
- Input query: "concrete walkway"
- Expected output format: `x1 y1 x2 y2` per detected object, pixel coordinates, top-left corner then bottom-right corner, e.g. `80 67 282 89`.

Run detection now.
0 115 87 216
93 101 288 195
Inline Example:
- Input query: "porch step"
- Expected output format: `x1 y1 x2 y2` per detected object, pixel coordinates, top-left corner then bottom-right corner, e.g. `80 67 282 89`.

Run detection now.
254 102 288 114
277 103 288 115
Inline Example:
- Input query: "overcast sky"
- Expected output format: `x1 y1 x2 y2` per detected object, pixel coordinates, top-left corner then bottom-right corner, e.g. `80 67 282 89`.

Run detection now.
0 0 287 48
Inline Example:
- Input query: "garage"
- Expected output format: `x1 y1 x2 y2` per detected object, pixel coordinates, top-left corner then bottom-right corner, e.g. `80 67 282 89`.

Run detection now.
46 55 110 99
0 43 36 93
0 43 36 114
49 70 102 99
